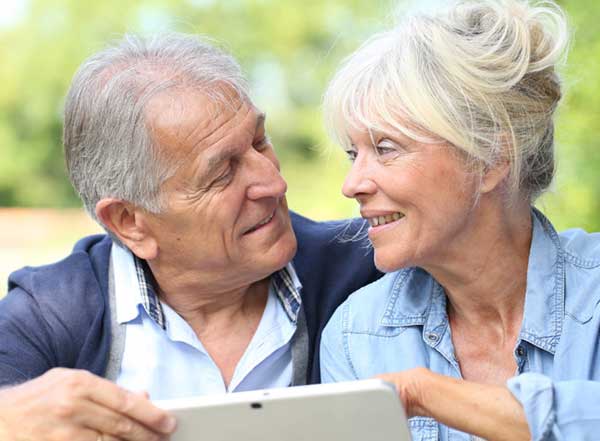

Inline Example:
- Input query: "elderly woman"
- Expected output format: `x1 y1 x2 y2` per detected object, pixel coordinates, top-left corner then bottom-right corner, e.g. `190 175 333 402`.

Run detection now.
320 0 600 440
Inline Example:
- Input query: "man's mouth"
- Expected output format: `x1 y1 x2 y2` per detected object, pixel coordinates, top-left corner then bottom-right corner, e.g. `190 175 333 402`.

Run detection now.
366 212 404 227
244 211 276 234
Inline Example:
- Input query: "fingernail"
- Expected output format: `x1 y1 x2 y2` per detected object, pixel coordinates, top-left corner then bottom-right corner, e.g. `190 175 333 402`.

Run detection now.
162 415 177 432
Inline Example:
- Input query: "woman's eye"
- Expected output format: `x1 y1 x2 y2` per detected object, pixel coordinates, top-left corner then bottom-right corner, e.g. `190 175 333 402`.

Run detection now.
344 150 357 162
376 146 395 155
375 139 402 158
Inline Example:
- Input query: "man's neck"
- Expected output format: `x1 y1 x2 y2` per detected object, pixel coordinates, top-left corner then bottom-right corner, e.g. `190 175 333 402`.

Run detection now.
158 276 271 387
157 276 270 332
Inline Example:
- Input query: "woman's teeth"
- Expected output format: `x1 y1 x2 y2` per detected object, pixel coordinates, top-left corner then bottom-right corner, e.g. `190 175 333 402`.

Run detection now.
367 212 404 227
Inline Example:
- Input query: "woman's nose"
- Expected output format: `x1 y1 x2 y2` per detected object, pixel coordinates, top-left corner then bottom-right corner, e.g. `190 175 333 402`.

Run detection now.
342 154 377 200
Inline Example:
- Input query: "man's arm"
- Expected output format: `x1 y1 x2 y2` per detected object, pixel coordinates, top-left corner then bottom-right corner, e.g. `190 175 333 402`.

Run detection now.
0 286 58 384
0 368 176 441
0 278 176 440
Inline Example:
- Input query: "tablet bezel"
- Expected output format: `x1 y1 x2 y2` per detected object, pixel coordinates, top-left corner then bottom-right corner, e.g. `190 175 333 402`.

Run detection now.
154 379 411 441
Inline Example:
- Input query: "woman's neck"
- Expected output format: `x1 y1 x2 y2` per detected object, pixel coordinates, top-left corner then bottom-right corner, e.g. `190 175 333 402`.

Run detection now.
424 197 532 329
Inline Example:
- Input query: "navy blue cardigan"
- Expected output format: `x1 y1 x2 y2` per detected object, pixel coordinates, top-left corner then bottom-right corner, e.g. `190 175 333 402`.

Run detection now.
0 212 381 386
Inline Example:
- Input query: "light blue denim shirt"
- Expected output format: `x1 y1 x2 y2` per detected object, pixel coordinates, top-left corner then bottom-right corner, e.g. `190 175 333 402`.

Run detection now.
321 209 600 441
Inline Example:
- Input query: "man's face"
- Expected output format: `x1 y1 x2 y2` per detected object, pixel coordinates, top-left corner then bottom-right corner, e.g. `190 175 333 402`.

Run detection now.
142 88 297 292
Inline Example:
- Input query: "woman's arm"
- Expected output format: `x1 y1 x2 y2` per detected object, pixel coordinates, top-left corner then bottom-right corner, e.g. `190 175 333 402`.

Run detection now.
382 368 600 441
507 372 600 440
379 368 530 441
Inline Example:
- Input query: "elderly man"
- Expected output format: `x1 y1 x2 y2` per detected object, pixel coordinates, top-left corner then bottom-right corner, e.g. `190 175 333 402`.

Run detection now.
0 34 380 440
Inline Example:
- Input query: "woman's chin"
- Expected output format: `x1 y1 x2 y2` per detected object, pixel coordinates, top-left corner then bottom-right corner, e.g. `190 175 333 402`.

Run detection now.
373 252 408 273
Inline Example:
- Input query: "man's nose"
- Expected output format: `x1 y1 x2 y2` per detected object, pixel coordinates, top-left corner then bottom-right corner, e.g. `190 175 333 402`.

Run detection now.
342 153 377 200
245 149 288 200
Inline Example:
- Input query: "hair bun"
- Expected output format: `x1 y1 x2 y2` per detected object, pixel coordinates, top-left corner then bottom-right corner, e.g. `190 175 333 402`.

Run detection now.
443 0 569 92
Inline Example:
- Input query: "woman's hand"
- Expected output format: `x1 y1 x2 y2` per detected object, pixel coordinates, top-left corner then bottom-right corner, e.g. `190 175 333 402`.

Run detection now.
377 368 531 441
377 367 433 417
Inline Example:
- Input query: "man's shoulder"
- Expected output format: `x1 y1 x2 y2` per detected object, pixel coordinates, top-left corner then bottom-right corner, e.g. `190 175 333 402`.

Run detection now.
291 210 365 233
7 234 112 304
289 211 381 301
290 211 368 253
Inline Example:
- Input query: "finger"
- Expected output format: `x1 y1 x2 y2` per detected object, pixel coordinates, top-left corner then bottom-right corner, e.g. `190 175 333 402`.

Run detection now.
50 427 119 441
376 373 398 385
71 399 166 441
374 374 412 412
102 435 126 441
135 391 150 400
48 426 98 441
80 376 176 434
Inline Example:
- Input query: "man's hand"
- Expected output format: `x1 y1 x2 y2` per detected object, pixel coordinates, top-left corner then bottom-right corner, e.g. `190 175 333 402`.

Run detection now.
0 368 176 441
377 368 530 441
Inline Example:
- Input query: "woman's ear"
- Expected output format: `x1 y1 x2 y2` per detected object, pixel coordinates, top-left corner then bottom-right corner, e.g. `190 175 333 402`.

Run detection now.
95 198 158 259
480 159 510 194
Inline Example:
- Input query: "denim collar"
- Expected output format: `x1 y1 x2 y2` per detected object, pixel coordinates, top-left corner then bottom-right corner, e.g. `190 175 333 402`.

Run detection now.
380 208 564 354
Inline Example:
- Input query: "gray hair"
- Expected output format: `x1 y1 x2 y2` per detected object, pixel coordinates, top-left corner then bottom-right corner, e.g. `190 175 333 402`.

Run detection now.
63 33 249 231
324 0 570 201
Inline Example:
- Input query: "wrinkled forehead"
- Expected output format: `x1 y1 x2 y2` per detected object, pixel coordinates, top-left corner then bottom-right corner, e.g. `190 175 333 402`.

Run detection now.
145 85 258 156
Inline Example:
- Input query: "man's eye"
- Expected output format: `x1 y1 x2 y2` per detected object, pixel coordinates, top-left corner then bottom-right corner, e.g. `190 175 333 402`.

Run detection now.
211 167 233 187
253 136 270 151
344 150 357 162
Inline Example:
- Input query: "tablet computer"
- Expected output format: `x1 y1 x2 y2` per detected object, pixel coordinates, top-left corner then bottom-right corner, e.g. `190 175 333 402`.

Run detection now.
154 379 411 441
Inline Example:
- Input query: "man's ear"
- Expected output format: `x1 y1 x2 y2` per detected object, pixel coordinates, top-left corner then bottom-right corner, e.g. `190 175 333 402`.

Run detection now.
95 198 158 260
480 159 510 194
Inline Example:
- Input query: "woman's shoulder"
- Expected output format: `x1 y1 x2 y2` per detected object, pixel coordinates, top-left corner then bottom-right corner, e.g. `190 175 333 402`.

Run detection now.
345 269 403 303
558 228 600 324
559 228 600 268
328 267 432 334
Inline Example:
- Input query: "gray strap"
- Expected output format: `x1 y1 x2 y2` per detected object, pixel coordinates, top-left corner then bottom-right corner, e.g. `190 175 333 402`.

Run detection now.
290 305 308 386
105 261 306 386
104 256 126 382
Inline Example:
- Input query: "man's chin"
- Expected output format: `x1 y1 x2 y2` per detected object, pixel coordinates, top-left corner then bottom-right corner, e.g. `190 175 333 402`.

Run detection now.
269 228 297 271
242 201 296 269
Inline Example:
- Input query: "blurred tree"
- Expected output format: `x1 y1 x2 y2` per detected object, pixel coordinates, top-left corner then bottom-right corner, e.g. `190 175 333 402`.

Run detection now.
538 0 600 231
0 0 599 226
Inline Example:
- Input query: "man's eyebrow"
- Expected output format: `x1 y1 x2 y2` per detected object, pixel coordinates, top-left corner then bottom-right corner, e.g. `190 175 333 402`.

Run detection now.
207 146 238 171
206 113 267 170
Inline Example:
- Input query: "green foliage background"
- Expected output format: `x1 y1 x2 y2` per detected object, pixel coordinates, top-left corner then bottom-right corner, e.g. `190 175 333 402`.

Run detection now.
0 0 599 228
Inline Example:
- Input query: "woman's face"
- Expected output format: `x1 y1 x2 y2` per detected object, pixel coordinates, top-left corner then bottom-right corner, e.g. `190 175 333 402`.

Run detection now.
342 125 480 272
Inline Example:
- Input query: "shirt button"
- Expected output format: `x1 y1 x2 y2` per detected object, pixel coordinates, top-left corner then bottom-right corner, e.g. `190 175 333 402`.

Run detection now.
516 345 526 356
426 333 439 343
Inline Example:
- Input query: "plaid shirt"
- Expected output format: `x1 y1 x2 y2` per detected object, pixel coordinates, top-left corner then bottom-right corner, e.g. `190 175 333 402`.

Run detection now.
132 256 302 330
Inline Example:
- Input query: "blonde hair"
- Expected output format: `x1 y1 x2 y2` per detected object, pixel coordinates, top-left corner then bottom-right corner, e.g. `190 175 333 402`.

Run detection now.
323 0 570 200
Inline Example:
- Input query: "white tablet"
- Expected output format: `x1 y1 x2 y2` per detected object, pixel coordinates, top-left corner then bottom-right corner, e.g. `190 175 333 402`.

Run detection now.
154 379 411 441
